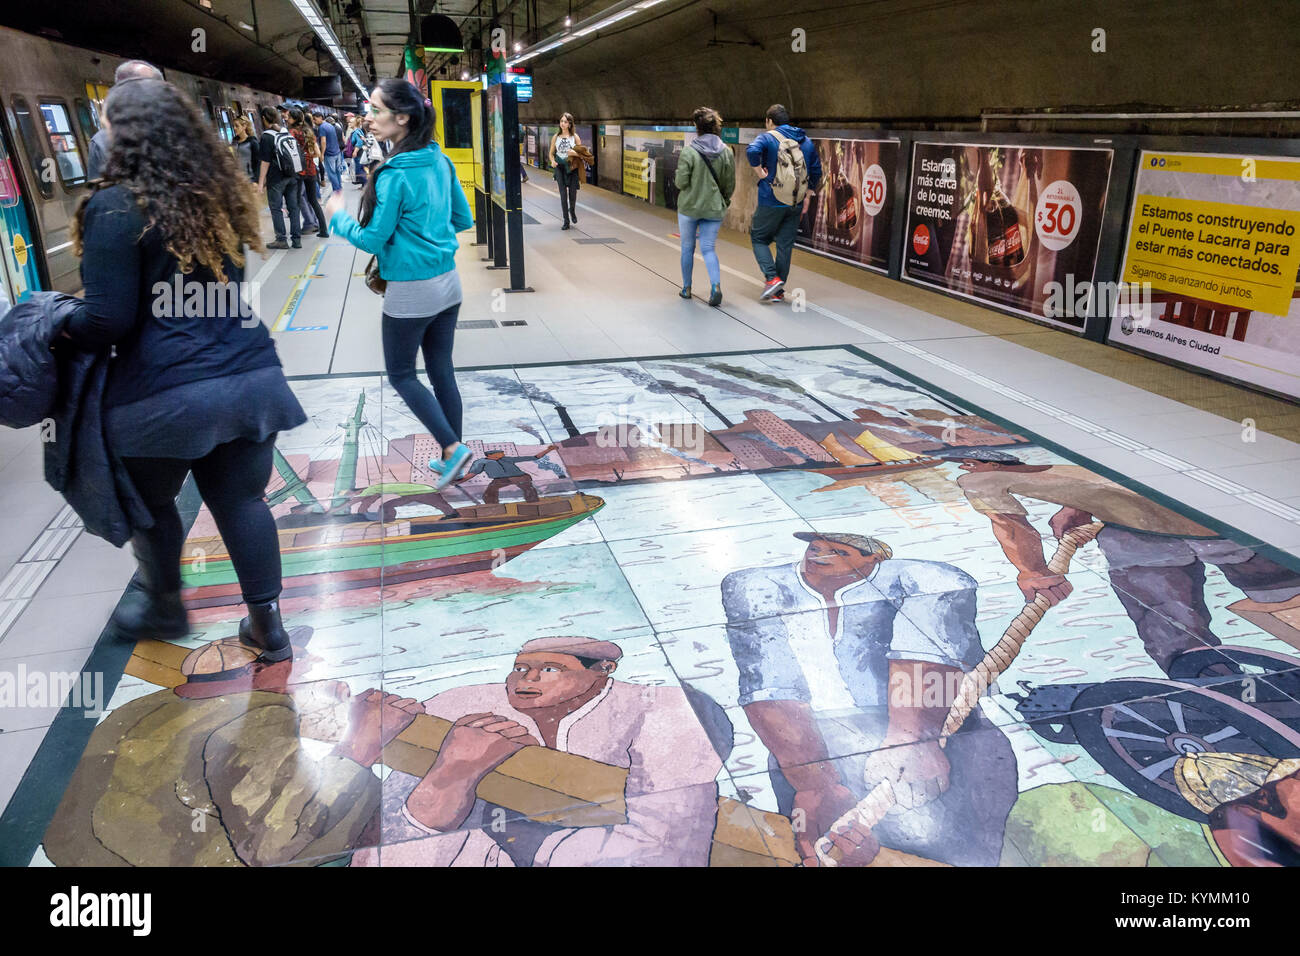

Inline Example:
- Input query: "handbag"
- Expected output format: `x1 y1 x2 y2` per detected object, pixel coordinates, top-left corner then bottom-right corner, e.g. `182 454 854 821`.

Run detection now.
364 256 386 295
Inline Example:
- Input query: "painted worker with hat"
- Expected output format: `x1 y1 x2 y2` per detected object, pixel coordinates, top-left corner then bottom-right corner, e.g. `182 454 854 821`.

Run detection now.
363 635 723 867
722 531 1017 867
946 449 1300 674
43 629 424 866
456 444 561 504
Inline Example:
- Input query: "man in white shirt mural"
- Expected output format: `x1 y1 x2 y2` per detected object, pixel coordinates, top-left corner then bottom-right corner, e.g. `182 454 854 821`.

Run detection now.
353 636 723 867
722 531 1018 867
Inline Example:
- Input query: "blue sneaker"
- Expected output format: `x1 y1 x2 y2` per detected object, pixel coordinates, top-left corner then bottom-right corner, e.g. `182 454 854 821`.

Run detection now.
427 456 446 475
435 444 474 490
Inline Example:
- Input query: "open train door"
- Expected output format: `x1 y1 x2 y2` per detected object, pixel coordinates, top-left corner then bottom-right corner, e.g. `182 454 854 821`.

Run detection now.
430 79 481 218
0 123 42 308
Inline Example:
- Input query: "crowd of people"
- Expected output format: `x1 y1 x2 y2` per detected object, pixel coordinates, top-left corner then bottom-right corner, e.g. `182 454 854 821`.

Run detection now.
64 71 831 659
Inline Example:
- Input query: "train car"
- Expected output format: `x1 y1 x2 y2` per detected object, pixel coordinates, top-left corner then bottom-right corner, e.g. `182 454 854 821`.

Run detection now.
0 24 285 305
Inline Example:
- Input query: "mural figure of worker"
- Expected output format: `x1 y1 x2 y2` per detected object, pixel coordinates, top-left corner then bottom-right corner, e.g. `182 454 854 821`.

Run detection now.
949 450 1300 674
458 445 561 503
721 532 1018 867
43 630 422 866
355 636 722 866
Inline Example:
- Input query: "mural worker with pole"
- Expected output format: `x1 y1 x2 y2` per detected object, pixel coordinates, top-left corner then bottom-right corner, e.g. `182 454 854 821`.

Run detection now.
722 532 1019 867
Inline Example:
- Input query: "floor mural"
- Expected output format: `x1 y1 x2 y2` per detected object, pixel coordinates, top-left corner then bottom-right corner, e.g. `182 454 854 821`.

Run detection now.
29 347 1300 867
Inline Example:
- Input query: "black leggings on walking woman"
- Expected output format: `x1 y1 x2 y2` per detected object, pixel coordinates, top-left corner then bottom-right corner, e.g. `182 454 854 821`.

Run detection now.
122 435 282 604
382 304 463 447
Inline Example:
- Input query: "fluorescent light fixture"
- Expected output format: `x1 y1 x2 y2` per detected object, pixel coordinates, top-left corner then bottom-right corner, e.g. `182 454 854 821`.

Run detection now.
238 20 254 31
573 7 639 36
289 0 368 95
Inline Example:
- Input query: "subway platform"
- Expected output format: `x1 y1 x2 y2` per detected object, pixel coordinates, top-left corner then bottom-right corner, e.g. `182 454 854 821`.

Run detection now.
1 176 1299 869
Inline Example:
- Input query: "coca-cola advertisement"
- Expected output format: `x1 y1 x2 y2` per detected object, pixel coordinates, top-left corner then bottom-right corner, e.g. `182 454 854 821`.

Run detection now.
903 141 1114 329
796 138 899 273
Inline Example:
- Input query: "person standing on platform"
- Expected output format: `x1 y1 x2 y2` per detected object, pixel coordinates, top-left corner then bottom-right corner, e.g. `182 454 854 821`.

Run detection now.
66 79 306 661
257 106 302 249
549 113 582 230
289 109 329 238
87 59 164 180
231 117 258 183
317 112 344 196
674 107 734 307
325 79 476 489
745 104 821 302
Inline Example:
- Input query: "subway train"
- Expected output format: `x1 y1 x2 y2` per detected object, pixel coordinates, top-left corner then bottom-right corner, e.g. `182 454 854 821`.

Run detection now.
0 24 289 305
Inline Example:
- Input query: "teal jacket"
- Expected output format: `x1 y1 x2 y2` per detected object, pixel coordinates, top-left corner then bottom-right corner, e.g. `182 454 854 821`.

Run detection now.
330 142 473 280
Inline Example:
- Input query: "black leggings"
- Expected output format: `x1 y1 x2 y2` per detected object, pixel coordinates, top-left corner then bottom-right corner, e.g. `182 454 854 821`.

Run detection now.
555 167 578 222
381 305 463 448
122 436 282 605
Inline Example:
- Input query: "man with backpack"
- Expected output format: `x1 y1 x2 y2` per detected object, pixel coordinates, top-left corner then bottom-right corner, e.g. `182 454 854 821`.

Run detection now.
257 105 304 249
746 104 822 301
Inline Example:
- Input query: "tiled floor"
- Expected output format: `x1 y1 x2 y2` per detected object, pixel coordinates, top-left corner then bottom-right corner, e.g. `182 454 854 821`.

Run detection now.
1 177 1298 868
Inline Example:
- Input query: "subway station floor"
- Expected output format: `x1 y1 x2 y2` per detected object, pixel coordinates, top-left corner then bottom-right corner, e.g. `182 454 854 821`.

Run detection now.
1 173 1299 867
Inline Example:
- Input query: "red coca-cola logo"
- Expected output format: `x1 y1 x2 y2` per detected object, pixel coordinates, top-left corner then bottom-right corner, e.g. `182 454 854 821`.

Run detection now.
912 224 930 256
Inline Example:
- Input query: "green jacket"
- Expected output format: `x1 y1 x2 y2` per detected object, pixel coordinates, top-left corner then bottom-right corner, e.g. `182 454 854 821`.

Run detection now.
674 135 735 221
330 142 473 280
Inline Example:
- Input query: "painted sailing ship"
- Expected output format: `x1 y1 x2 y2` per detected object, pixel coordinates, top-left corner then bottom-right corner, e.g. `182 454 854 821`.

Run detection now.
181 393 604 608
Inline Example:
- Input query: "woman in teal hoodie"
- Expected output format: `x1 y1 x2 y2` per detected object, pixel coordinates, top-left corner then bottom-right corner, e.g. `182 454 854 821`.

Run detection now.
325 79 476 487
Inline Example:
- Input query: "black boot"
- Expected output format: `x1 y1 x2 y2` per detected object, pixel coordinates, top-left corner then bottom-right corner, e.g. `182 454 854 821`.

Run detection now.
107 534 190 642
108 588 189 643
569 197 578 223
238 599 293 662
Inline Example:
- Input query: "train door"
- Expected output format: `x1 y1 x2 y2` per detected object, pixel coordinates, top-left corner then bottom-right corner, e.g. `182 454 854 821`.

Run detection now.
0 122 43 305
430 79 480 215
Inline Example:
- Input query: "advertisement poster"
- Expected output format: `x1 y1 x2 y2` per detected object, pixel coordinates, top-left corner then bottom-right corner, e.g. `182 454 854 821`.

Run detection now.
488 84 505 209
524 126 537 166
1109 151 1300 400
903 142 1114 329
622 127 692 208
797 138 900 273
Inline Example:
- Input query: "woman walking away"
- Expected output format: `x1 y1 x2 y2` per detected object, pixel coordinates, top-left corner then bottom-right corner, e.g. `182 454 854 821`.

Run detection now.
325 79 475 488
67 79 306 661
675 107 734 306
549 113 582 229
289 108 329 238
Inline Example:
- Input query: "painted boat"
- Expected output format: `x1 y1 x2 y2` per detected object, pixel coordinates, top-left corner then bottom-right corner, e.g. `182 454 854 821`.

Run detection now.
181 492 605 607
178 392 604 608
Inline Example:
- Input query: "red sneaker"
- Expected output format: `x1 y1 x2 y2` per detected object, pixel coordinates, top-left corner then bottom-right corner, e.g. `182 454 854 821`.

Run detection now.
770 290 786 302
760 277 785 300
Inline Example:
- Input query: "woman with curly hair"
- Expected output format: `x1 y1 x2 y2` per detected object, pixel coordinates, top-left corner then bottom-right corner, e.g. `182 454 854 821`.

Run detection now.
66 78 306 660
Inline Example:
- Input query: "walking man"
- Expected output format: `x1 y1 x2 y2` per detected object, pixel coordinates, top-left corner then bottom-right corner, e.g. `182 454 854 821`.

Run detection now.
746 104 821 302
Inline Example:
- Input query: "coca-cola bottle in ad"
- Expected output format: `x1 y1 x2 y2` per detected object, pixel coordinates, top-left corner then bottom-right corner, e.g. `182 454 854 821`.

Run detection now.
983 175 1024 268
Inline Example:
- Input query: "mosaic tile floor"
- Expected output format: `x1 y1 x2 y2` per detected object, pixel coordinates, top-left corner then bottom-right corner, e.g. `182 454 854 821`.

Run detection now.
7 346 1300 868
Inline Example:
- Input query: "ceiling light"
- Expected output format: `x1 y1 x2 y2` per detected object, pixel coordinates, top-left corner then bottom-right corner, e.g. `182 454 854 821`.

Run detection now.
513 41 522 51
238 20 254 31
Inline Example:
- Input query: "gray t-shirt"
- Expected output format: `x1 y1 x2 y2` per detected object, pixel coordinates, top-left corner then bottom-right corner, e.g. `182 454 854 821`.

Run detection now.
383 269 463 318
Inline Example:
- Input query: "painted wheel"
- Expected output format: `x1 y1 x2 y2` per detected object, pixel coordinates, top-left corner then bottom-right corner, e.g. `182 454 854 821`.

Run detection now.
1070 678 1300 822
1168 646 1300 700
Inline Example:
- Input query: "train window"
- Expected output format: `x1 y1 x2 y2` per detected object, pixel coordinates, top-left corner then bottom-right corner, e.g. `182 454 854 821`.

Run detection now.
11 97 54 198
39 101 88 187
74 98 99 145
441 88 473 150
